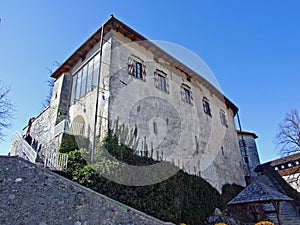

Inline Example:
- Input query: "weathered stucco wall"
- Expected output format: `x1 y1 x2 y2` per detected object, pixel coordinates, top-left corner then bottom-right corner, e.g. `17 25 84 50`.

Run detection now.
107 32 245 192
237 132 260 178
17 26 246 192
0 156 173 225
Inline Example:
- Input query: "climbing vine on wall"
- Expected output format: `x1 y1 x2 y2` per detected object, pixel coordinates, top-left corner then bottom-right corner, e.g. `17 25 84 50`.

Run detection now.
58 133 242 225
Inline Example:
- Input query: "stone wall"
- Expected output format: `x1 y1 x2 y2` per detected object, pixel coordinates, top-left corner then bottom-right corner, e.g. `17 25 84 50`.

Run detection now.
21 105 62 160
55 73 72 125
0 156 173 225
18 73 73 160
237 131 260 178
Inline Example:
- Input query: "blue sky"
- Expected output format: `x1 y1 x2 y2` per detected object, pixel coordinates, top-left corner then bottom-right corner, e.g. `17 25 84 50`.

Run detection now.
1 0 300 163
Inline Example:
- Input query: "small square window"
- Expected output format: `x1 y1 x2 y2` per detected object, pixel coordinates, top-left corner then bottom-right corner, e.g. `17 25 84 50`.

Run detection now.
203 97 211 116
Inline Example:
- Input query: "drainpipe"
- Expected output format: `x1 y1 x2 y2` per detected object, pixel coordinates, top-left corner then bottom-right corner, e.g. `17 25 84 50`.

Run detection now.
237 112 251 184
92 25 105 163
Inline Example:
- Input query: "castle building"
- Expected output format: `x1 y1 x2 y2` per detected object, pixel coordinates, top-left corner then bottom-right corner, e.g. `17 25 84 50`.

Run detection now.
237 130 261 183
267 152 300 192
10 15 249 192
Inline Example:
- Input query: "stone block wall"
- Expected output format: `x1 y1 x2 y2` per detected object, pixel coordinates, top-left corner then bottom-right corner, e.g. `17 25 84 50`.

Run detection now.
0 156 173 225
237 131 260 178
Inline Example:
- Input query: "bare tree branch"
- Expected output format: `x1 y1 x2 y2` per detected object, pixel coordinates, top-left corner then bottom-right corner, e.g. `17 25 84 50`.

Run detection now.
275 109 300 186
276 109 300 156
0 81 14 141
42 78 54 109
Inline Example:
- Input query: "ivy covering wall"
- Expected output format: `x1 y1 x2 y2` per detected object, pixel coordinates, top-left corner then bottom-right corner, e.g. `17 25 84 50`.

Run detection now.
57 133 242 225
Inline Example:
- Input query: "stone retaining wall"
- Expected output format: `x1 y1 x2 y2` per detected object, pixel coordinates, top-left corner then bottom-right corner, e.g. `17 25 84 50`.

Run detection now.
0 156 173 225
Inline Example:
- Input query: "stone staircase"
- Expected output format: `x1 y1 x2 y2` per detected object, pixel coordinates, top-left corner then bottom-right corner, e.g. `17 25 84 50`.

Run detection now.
10 132 68 171
10 132 37 163
256 175 300 225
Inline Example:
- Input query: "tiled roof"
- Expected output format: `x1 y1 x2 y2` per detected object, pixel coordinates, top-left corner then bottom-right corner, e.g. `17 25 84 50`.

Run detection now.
50 15 239 115
236 130 258 139
228 181 293 205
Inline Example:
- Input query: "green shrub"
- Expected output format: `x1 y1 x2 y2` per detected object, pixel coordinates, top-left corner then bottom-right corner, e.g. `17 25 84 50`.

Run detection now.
58 134 79 153
58 133 243 225
59 133 89 153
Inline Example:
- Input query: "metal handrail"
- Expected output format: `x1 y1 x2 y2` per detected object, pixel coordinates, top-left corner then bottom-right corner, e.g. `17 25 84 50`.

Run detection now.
12 132 37 163
53 119 70 137
45 151 68 171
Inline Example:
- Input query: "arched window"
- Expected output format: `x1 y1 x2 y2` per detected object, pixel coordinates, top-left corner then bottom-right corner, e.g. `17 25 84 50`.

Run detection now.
70 115 85 136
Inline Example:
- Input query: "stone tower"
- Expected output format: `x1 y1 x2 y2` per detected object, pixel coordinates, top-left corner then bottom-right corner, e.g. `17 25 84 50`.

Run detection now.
237 130 261 183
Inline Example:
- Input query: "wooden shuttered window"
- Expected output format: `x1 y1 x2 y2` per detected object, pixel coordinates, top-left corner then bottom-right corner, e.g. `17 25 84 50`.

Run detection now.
154 70 169 93
181 84 193 105
128 56 146 81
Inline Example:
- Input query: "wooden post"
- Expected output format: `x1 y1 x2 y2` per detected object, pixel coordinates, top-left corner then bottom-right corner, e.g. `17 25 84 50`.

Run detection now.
272 200 281 225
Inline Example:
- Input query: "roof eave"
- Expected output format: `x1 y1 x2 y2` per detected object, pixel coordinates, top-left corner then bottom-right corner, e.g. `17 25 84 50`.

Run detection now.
50 15 239 115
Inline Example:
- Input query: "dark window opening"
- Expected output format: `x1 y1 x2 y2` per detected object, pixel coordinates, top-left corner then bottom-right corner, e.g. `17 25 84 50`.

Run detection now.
154 70 168 93
203 97 211 116
133 61 143 79
187 75 191 82
129 57 145 80
157 74 167 92
183 88 191 104
153 122 157 135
